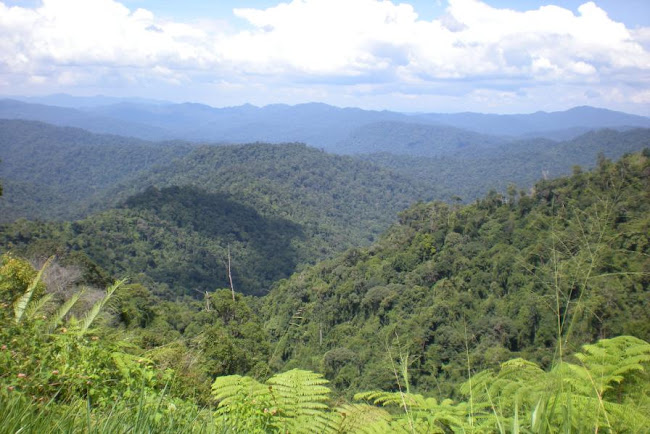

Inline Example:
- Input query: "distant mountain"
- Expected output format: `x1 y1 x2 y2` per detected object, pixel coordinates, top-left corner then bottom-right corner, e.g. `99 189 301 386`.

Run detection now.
0 99 172 140
0 119 194 221
87 102 650 146
412 106 650 137
2 93 171 108
3 97 648 151
84 101 411 146
360 128 650 202
340 121 507 156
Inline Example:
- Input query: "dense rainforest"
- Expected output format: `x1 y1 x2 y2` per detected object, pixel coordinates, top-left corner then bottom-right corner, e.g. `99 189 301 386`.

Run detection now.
2 120 648 227
0 119 196 222
362 127 650 201
0 139 426 295
0 147 648 432
263 150 650 397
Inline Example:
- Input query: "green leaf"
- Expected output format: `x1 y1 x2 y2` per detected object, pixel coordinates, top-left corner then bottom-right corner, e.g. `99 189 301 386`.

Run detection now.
13 256 53 324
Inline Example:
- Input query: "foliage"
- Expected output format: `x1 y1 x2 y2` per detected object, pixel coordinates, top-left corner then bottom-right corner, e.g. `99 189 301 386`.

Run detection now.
263 151 650 398
1 260 164 405
2 135 649 432
355 390 469 432
211 336 650 433
212 369 397 433
213 369 330 433
362 128 650 203
465 335 650 432
0 119 194 222
184 289 271 378
1 143 426 296
0 391 216 434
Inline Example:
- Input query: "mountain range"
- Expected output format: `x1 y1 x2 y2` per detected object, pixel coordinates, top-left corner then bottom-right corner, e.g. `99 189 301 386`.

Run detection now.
1 96 649 150
1 97 649 296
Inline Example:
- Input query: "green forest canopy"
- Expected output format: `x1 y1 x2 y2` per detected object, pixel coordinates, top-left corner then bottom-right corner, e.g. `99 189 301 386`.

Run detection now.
0 150 648 432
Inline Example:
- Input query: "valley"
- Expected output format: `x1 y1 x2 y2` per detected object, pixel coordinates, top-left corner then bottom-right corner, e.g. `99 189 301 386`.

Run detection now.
1 101 649 432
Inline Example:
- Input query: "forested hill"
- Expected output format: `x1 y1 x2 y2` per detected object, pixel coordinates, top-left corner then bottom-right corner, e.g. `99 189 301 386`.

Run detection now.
3 119 647 226
0 119 195 222
100 143 429 233
338 120 506 155
262 150 650 397
0 143 427 296
0 150 648 432
361 127 650 202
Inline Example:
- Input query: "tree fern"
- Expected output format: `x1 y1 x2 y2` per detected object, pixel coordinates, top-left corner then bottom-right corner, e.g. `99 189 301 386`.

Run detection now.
572 335 650 397
212 374 270 407
354 390 469 432
212 369 330 433
463 336 650 432
464 358 547 409
265 369 330 433
323 403 392 433
213 375 275 433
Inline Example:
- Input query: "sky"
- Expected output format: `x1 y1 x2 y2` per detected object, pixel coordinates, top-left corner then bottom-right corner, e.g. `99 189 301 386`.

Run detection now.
1 0 649 114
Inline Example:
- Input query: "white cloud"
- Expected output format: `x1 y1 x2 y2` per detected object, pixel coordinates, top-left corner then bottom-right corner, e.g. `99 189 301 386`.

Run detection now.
631 89 650 104
0 0 218 72
0 0 649 113
221 0 649 80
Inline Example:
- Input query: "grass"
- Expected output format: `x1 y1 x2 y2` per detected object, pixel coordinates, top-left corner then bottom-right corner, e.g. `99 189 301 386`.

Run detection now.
0 392 218 434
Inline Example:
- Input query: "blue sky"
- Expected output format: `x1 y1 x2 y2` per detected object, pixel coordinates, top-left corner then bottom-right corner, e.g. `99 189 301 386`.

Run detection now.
1 0 649 114
116 0 650 28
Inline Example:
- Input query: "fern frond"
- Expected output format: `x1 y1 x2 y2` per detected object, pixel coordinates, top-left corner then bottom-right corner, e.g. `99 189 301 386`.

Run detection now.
212 374 268 407
463 336 650 432
47 289 84 333
13 256 53 324
463 358 547 411
354 390 419 408
572 335 650 396
266 368 330 417
25 293 53 320
355 390 471 432
78 279 125 335
212 374 275 433
323 403 392 434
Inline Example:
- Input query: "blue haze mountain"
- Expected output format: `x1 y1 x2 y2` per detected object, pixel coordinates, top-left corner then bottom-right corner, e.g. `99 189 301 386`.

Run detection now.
2 97 648 152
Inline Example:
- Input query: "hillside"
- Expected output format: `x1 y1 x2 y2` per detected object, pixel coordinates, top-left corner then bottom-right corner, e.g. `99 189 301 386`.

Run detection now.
1 143 427 295
0 120 195 222
361 128 650 201
338 121 506 155
0 151 648 433
100 143 429 237
262 151 650 397
3 120 648 226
